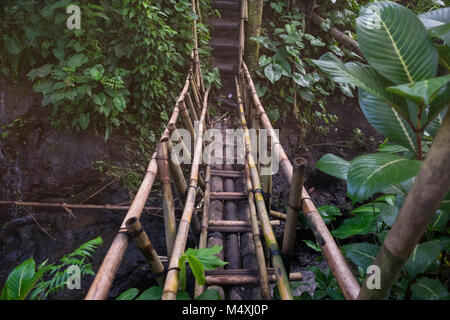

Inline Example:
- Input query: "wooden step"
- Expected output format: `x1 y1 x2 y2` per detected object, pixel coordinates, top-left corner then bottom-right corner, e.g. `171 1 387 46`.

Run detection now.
211 169 244 178
211 1 240 11
210 19 240 31
207 220 280 233
211 191 247 200
205 272 303 285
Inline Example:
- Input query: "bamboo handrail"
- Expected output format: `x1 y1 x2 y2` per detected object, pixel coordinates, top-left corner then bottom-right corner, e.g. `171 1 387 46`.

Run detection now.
85 151 159 300
235 76 293 300
162 90 210 300
241 61 360 300
244 162 271 300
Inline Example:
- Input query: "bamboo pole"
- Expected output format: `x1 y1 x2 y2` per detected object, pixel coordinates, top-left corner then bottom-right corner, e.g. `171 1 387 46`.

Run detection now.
205 272 302 285
125 217 165 286
282 158 307 274
241 61 360 300
162 90 210 300
166 140 188 203
235 76 293 300
179 100 196 141
185 92 199 122
194 165 211 298
270 210 287 220
261 136 273 211
208 220 280 227
191 0 205 94
0 200 166 212
210 192 248 200
157 142 178 258
358 111 450 300
85 151 159 300
244 162 271 300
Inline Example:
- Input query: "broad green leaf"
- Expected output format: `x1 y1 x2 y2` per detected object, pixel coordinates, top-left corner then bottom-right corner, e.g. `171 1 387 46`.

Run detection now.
195 289 221 300
78 113 90 130
259 55 271 67
356 1 438 85
316 153 350 180
419 7 450 44
411 278 449 300
187 255 205 286
331 212 379 239
264 63 282 83
3 34 23 55
28 64 52 80
342 242 380 270
185 245 228 270
176 290 190 300
359 89 418 153
136 286 163 300
302 240 321 252
90 64 104 81
116 288 139 300
311 53 410 119
405 241 442 279
377 141 409 154
347 153 422 202
93 93 106 105
379 202 399 227
386 75 450 105
427 82 450 125
273 54 291 76
2 258 41 300
113 95 126 112
67 53 88 68
317 205 342 224
178 257 187 290
425 108 447 137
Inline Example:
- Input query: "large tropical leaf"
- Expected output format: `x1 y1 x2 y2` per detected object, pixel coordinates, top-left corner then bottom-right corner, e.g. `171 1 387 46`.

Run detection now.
404 241 442 279
411 278 449 300
1 258 43 300
316 153 350 180
342 242 380 270
356 1 438 85
347 153 422 202
359 88 418 153
331 212 379 239
419 7 450 44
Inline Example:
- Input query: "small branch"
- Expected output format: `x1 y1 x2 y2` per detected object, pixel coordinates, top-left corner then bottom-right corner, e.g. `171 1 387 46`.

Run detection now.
22 206 57 241
80 179 118 204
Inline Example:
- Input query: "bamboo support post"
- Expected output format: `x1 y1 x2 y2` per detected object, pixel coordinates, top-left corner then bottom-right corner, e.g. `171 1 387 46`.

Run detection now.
125 217 165 286
85 151 159 300
235 76 293 300
282 158 307 274
166 140 188 203
194 165 211 298
208 220 280 227
185 92 199 122
241 61 360 300
245 162 271 299
162 90 210 300
157 142 178 258
210 192 248 200
191 0 204 93
178 100 196 141
261 136 273 211
358 111 450 300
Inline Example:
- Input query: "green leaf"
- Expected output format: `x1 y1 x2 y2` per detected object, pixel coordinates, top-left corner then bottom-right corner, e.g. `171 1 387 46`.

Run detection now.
356 2 438 85
136 286 163 300
113 95 126 112
386 75 450 105
195 289 221 300
347 153 422 202
67 53 88 68
411 278 449 300
187 255 205 286
90 64 105 81
359 89 418 153
419 7 450 44
317 205 342 224
2 258 42 300
342 242 380 270
405 241 442 279
331 212 379 239
377 141 409 154
311 53 411 121
316 153 350 180
116 288 139 300
93 93 106 105
78 113 90 130
259 55 271 67
3 34 23 55
264 63 282 83
178 257 187 291
176 290 190 300
302 240 321 252
184 245 228 270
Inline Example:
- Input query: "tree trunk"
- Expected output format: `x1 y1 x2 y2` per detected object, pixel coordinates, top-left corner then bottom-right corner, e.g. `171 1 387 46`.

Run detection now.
245 0 263 72
358 111 450 299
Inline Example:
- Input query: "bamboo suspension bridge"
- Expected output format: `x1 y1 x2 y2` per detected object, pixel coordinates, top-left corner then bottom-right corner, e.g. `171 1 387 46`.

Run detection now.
83 0 361 300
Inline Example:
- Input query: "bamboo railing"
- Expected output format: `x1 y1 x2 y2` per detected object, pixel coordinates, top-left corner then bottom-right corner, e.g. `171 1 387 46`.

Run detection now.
240 61 361 300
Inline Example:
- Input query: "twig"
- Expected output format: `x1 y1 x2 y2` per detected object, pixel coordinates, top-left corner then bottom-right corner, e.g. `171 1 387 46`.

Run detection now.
22 206 57 241
80 179 118 204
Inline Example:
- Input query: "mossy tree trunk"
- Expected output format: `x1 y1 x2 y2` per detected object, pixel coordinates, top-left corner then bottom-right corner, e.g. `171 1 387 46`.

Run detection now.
245 0 263 72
